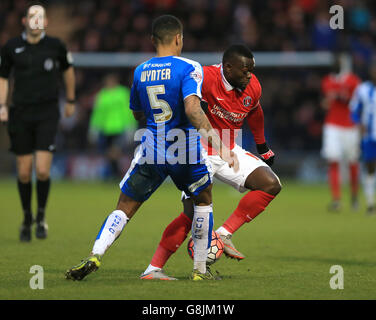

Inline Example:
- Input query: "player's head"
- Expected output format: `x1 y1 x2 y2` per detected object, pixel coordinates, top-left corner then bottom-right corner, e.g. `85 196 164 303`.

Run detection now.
331 53 342 74
222 44 255 91
23 2 48 36
104 73 120 88
151 15 183 55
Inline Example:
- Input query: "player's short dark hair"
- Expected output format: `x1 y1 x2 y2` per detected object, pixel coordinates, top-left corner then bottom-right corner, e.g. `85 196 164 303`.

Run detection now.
152 15 183 45
222 45 254 64
24 1 47 17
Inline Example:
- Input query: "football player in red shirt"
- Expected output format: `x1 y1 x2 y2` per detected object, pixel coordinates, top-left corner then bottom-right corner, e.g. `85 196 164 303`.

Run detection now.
321 55 361 211
140 45 282 280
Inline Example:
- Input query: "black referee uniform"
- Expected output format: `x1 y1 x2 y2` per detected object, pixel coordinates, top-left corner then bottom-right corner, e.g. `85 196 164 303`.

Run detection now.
0 31 73 154
0 31 73 241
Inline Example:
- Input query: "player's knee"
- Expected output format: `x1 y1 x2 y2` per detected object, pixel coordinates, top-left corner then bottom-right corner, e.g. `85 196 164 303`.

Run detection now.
262 176 282 196
193 184 212 206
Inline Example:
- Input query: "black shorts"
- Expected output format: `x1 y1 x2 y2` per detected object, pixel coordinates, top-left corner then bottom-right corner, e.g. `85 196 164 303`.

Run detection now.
7 107 59 155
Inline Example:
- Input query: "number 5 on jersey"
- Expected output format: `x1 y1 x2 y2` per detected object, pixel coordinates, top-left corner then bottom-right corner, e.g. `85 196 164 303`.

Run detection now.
147 85 173 123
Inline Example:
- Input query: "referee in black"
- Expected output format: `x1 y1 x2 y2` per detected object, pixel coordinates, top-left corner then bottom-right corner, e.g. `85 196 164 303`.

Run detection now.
0 2 76 241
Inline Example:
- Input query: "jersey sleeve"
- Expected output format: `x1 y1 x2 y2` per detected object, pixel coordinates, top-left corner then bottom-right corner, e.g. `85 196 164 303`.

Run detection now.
246 75 265 144
201 66 216 101
0 42 13 78
181 61 203 100
57 40 73 71
129 69 142 112
252 74 262 107
246 104 266 145
350 85 363 124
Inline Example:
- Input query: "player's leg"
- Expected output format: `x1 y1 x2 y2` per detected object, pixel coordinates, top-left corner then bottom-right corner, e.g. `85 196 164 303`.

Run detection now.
346 127 361 210
327 161 341 210
217 163 281 259
142 189 214 280
91 192 142 257
142 156 215 280
189 183 215 279
34 151 53 238
364 161 376 214
65 192 140 281
66 151 166 281
141 195 193 279
16 154 34 241
321 124 342 211
362 140 376 215
349 161 360 210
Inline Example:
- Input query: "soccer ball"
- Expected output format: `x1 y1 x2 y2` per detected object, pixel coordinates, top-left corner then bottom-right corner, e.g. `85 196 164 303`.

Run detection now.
187 231 224 265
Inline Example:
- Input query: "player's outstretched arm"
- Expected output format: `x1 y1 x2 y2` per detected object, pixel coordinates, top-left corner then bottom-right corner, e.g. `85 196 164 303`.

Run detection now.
246 105 275 166
184 95 239 171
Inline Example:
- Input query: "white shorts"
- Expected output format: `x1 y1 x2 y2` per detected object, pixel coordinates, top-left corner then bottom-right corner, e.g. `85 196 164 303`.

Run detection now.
321 124 360 162
182 144 269 200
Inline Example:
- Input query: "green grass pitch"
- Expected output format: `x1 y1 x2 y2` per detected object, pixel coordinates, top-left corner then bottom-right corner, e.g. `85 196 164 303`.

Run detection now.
0 178 375 300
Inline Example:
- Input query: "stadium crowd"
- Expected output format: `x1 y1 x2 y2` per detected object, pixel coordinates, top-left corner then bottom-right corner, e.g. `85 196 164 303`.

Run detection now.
0 0 375 153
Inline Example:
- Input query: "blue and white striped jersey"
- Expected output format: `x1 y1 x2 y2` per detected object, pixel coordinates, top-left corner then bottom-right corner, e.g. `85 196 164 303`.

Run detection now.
350 81 376 141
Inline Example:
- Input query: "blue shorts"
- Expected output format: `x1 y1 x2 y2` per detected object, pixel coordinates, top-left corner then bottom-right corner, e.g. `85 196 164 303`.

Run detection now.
362 140 376 162
119 146 213 202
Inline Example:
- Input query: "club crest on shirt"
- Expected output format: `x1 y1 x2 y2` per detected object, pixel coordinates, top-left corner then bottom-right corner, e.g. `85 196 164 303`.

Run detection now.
243 96 252 107
44 58 53 71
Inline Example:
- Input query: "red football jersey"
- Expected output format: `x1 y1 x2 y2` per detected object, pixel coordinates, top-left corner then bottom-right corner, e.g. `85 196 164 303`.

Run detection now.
321 72 360 127
201 64 266 155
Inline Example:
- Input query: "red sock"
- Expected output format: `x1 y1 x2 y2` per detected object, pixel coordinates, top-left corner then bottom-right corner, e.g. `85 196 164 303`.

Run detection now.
349 162 359 197
223 190 275 234
328 162 340 200
150 212 192 269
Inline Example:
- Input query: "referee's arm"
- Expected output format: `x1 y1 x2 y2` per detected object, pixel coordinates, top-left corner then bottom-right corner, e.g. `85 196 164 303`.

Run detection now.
63 66 75 117
59 41 75 118
0 77 9 122
0 42 11 123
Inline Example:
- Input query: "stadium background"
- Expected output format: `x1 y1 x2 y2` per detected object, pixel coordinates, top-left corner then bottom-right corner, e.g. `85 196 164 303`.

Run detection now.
0 0 375 180
1 0 376 301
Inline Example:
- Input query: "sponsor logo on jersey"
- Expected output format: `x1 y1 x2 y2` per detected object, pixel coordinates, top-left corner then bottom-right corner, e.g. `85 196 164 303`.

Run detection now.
210 104 248 123
15 47 25 54
188 174 209 193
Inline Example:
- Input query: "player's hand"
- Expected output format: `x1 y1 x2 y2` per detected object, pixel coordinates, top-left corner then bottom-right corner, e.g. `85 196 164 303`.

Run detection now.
0 105 8 123
64 102 75 118
256 143 275 166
